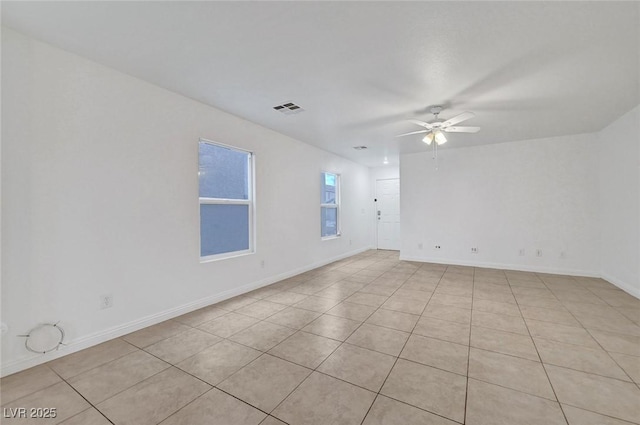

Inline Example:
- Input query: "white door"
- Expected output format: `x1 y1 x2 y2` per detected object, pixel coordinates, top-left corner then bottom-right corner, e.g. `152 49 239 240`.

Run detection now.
376 178 400 250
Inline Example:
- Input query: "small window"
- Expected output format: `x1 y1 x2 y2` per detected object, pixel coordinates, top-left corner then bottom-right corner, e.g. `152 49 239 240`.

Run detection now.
199 140 254 260
321 172 340 238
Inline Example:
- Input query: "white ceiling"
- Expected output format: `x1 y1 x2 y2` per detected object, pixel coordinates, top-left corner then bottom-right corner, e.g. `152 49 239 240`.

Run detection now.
3 1 638 167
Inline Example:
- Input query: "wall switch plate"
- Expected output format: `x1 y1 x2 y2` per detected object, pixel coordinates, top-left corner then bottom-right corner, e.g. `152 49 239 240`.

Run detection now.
560 251 566 259
434 245 441 250
536 249 543 257
471 247 478 254
260 260 265 268
519 249 525 256
418 243 423 250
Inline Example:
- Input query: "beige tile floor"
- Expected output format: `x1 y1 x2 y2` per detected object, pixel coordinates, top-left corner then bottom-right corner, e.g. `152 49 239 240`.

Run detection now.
2 250 640 425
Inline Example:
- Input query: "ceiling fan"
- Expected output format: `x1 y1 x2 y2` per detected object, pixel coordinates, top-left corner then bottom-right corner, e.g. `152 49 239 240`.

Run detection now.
396 106 480 145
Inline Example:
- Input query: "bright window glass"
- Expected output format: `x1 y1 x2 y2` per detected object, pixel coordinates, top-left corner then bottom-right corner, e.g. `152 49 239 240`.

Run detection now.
199 142 249 199
199 141 253 259
321 172 340 238
200 204 250 256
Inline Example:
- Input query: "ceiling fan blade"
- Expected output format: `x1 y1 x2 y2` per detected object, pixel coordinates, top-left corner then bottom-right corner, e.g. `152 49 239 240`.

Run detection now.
443 126 481 133
408 119 434 129
442 111 475 127
395 129 428 138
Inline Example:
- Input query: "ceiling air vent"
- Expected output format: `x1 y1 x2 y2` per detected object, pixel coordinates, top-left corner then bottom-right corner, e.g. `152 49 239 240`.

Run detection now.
273 102 304 115
353 146 368 150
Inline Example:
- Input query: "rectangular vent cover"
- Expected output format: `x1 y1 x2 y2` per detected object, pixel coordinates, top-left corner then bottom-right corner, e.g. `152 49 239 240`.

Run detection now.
273 102 304 115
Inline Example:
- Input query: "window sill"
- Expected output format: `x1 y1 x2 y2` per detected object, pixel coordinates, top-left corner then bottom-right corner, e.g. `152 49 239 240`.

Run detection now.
200 249 254 263
321 234 341 241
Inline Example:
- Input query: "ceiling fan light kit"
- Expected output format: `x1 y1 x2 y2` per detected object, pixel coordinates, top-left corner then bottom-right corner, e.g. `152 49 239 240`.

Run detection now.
397 106 480 167
435 131 447 145
423 133 434 145
422 130 447 145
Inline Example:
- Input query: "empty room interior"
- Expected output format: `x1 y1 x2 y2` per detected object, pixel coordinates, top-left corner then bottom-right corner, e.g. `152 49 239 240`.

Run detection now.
1 2 639 425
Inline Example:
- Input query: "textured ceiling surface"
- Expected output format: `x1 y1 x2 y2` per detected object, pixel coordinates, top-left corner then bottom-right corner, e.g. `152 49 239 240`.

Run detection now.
3 2 638 166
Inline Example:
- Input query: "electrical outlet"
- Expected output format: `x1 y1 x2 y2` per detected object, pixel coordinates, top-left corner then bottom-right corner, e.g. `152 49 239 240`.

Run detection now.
471 247 478 254
418 243 423 250
99 294 113 310
536 249 543 257
434 245 441 250
519 249 525 256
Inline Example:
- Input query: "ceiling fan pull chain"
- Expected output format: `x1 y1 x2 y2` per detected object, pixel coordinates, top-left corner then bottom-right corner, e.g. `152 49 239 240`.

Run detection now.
434 141 439 171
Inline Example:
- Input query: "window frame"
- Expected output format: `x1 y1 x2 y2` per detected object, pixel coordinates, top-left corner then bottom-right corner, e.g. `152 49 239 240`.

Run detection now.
199 138 256 262
321 171 341 240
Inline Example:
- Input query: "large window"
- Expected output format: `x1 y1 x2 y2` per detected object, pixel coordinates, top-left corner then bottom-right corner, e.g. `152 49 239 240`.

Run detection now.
321 172 340 238
199 140 254 260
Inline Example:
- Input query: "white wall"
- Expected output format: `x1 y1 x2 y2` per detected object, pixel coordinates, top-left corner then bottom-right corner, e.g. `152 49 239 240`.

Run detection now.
598 106 640 296
1 28 373 375
400 134 601 275
370 166 400 182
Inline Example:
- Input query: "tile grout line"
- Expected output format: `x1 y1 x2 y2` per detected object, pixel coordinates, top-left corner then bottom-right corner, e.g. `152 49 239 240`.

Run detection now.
180 263 640 425
140 338 294 424
91 361 208 424
553 298 640 390
357 262 464 425
83 333 281 423
462 265 476 425
468 280 611 392
536 275 640 388
190 263 374 355
266 257 423 423
47 338 142 381
44 365 117 425
581 326 640 391
30 337 222 424
134 254 380 425
536 274 640 416
560 282 640 390
203 251 399 422
331 265 638 423
355 263 428 425
130 347 266 425
508 273 571 425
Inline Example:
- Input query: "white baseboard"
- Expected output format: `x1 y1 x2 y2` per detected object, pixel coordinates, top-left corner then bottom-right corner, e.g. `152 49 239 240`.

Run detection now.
0 246 371 377
400 255 640 299
601 272 640 299
399 255 600 278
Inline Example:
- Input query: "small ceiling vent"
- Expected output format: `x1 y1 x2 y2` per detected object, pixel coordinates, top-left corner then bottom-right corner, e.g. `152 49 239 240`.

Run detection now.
273 102 304 115
353 146 368 150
